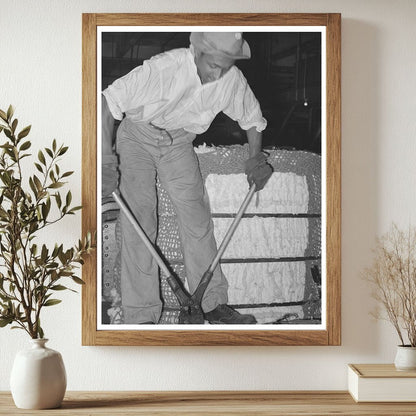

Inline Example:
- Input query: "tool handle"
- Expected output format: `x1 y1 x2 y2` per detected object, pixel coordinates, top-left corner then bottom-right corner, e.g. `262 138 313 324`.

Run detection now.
208 184 256 273
192 270 214 304
112 192 172 277
166 275 191 306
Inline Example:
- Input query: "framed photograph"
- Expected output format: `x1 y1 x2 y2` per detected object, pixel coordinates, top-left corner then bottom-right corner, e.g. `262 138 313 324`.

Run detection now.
82 13 341 346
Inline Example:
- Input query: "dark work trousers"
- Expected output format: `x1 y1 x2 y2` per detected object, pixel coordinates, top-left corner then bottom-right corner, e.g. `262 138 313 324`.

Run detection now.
116 118 228 324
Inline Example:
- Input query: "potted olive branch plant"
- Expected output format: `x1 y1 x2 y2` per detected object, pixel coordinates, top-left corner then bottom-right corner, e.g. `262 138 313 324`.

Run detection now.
362 223 416 370
0 105 94 409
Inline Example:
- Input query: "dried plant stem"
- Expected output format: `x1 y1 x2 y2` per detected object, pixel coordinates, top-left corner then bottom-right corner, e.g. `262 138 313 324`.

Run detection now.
363 223 416 347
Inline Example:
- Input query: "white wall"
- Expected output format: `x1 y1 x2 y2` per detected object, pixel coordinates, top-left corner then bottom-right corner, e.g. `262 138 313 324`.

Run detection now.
1 0 415 391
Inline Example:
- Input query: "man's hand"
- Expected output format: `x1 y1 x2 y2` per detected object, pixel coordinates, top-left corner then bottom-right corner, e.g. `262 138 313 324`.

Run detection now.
102 154 119 198
244 152 273 191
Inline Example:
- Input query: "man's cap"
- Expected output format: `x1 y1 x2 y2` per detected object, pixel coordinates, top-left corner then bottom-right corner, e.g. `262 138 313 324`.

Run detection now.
190 32 251 60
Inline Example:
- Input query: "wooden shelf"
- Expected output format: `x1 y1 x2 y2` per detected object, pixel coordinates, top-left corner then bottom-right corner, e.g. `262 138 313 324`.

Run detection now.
2 391 416 415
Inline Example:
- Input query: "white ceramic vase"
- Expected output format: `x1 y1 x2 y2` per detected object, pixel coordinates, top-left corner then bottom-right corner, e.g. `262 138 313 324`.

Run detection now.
10 338 67 409
394 345 416 371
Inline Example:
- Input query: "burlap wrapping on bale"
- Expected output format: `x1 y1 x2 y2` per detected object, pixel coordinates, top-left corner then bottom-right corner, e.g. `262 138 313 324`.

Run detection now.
102 144 321 324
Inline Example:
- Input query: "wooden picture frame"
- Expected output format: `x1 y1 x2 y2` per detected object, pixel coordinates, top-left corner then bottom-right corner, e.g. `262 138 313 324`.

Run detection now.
82 13 341 346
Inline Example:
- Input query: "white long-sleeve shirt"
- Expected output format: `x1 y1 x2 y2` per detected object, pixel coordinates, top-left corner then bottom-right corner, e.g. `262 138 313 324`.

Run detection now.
103 47 267 135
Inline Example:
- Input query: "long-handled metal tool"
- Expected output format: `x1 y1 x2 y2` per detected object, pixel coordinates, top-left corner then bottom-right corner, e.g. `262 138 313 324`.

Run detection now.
112 184 256 324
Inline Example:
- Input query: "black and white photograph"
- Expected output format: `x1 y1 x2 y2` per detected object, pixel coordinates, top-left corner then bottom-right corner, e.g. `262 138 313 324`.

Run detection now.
98 27 325 330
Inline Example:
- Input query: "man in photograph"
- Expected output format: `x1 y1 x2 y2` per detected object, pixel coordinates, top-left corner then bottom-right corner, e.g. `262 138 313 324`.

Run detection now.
101 32 272 325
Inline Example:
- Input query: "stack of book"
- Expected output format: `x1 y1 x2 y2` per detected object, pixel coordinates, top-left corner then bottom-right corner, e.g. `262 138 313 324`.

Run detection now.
348 364 416 402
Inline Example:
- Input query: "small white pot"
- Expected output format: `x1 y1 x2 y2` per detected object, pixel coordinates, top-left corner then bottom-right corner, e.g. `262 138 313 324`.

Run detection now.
10 339 67 409
394 345 416 371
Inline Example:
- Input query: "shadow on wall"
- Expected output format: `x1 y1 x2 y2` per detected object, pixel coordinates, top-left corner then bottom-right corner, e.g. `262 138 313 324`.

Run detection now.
341 19 381 356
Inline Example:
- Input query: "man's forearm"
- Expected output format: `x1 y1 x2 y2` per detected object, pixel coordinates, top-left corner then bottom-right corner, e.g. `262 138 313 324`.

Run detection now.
246 127 263 157
102 94 115 156
244 127 272 191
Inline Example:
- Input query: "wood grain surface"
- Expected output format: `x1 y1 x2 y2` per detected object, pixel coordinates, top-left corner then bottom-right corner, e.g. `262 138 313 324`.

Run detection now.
326 12 342 347
350 364 416 378
82 13 341 346
2 391 416 415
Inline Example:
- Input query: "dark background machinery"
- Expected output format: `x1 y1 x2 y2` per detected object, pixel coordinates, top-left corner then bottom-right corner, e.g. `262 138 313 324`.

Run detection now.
101 31 322 154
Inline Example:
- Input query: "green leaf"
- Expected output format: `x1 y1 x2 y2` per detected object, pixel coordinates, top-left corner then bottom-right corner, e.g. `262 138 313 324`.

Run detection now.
31 244 38 256
0 109 7 122
6 105 14 122
29 222 39 234
38 325 44 339
4 128 12 140
55 192 62 208
69 206 82 214
29 177 37 197
58 250 67 264
41 202 50 220
43 299 62 307
34 162 43 173
58 146 68 156
61 171 74 178
38 150 46 165
11 118 18 133
45 148 53 158
41 244 48 262
19 140 31 151
0 317 13 327
52 139 57 152
17 125 31 140
48 182 64 189
71 276 85 285
65 191 72 207
0 292 12 302
33 175 43 192
50 285 68 291
19 153 30 161
52 243 63 259
51 244 59 258
0 142 12 149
